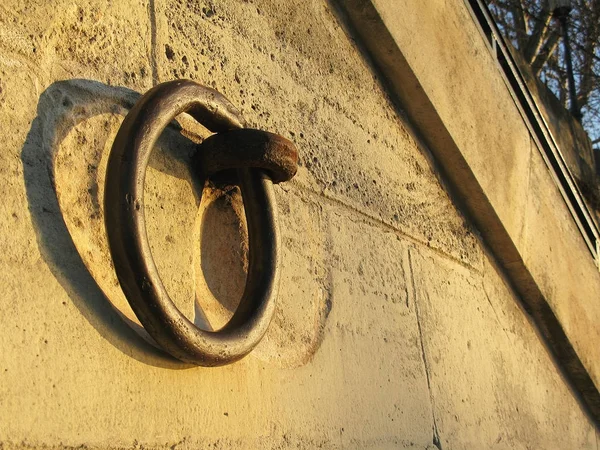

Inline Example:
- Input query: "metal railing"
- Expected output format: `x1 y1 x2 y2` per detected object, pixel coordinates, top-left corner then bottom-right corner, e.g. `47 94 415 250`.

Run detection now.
464 0 600 263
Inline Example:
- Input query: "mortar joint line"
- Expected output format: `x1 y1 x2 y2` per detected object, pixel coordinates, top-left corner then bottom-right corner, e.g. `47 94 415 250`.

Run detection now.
408 249 443 450
288 181 482 275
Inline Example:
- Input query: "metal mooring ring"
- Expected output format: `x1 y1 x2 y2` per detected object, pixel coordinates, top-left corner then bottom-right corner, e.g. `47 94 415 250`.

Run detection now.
104 80 297 366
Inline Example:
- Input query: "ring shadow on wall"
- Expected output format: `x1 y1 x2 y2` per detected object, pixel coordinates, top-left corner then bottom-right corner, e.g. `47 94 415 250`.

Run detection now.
20 79 249 368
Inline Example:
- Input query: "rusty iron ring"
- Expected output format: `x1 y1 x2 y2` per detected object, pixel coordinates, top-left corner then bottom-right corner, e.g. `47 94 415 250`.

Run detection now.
105 79 292 366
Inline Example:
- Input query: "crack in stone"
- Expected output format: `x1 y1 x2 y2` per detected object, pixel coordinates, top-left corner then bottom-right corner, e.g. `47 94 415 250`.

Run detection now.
408 248 443 450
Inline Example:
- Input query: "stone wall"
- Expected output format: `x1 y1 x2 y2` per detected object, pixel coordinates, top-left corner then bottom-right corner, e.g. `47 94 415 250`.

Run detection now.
0 0 597 448
509 41 600 216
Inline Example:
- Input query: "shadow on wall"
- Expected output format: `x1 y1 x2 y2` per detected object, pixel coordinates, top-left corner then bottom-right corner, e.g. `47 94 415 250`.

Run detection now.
20 79 247 368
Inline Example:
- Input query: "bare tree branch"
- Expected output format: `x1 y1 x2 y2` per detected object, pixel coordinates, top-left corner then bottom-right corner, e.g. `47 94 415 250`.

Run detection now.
532 28 561 74
509 0 529 48
574 0 600 108
486 0 600 142
523 4 553 64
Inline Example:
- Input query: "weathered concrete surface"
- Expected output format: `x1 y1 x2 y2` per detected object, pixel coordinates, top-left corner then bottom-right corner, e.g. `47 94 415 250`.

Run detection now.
336 0 600 423
522 141 600 390
0 0 597 448
510 45 600 219
411 250 597 449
